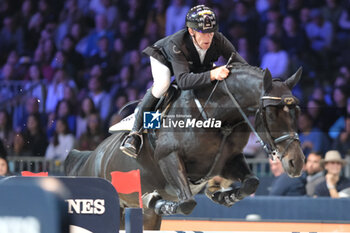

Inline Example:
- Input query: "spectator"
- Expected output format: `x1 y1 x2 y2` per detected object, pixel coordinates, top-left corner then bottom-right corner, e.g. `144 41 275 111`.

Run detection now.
305 8 333 79
22 113 48 157
306 8 333 52
8 132 31 157
88 76 112 121
329 97 350 140
84 14 114 57
337 2 350 42
260 36 290 79
165 0 190 36
281 14 309 65
268 158 306 196
320 0 342 28
47 99 77 139
298 112 330 156
77 113 106 150
0 156 10 176
24 64 46 112
332 116 350 157
45 69 76 114
314 150 350 197
259 20 283 59
76 96 97 139
0 109 14 154
0 15 24 63
13 97 47 132
304 151 325 196
45 117 75 161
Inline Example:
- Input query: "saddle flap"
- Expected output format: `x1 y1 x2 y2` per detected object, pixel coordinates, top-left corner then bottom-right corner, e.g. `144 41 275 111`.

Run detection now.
108 114 135 133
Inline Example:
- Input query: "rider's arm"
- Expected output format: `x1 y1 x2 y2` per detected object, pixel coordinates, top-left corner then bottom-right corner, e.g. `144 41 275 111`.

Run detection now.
168 42 213 90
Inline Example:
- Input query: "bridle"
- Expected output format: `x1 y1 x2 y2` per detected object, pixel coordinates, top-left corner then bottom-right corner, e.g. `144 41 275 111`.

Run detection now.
192 78 300 184
256 95 300 161
195 77 301 162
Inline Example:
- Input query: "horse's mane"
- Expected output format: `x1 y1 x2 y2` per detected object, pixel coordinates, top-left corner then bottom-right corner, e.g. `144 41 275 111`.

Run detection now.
229 63 265 79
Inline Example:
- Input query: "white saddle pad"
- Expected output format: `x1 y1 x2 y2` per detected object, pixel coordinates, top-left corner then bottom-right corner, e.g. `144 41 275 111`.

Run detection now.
108 114 135 133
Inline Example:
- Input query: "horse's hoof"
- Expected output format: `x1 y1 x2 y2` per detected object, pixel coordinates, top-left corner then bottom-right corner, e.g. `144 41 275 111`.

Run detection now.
177 199 197 215
154 199 178 215
211 187 240 207
241 176 259 196
142 191 161 209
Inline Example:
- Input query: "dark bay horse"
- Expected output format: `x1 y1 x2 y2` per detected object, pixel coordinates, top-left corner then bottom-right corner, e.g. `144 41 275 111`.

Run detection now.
65 63 305 230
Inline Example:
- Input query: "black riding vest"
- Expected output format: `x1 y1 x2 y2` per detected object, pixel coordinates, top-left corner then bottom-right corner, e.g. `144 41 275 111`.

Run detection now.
143 29 237 90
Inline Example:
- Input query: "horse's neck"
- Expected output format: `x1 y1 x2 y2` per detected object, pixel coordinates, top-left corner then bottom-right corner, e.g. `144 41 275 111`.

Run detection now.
196 68 263 108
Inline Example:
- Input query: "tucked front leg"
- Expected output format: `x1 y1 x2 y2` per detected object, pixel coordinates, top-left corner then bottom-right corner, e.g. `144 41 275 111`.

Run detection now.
154 151 196 215
207 153 259 207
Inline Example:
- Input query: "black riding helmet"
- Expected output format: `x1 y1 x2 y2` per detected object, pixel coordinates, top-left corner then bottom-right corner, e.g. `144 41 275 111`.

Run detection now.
185 5 218 33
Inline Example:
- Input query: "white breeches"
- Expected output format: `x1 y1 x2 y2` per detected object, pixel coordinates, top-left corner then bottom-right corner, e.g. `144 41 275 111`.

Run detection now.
150 56 171 98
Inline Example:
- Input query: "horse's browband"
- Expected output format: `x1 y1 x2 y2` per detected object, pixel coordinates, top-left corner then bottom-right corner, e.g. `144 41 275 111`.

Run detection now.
261 96 282 100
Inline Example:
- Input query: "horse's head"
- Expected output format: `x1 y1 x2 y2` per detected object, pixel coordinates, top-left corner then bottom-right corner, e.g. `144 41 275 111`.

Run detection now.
255 68 305 177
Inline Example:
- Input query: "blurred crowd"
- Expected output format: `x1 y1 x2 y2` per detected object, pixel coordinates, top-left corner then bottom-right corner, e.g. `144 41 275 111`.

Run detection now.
0 0 349 166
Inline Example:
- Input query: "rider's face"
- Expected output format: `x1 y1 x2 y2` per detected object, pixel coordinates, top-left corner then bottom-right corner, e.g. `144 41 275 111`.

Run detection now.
189 28 214 50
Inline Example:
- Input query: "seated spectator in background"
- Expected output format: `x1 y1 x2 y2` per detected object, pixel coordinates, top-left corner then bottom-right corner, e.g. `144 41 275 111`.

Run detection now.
329 97 350 141
305 8 333 52
314 150 350 198
77 113 106 151
13 97 47 132
305 8 333 78
0 109 14 154
268 158 306 196
259 21 283 60
45 69 76 114
305 151 325 196
76 96 97 139
0 156 10 176
88 76 112 121
165 0 189 36
47 99 77 139
22 113 48 157
298 112 330 156
260 36 289 79
45 118 75 161
7 132 31 157
24 64 46 112
332 116 350 157
306 98 330 132
84 14 114 57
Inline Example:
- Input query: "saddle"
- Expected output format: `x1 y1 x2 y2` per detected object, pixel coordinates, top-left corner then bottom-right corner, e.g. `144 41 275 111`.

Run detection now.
108 84 180 133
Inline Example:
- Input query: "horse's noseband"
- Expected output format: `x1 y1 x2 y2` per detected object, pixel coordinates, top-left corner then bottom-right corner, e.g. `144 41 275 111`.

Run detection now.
259 95 300 161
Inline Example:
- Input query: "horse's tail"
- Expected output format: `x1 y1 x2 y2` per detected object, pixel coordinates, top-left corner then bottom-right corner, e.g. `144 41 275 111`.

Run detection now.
64 149 92 176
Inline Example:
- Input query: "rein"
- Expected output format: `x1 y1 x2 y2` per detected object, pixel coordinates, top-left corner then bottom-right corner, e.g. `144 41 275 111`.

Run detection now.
222 79 300 161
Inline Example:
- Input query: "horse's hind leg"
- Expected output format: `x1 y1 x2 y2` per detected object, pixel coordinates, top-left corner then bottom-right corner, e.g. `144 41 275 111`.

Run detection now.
119 207 125 230
209 153 259 206
150 151 196 215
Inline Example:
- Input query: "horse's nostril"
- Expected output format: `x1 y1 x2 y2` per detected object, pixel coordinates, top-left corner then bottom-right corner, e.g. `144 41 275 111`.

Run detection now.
289 159 295 168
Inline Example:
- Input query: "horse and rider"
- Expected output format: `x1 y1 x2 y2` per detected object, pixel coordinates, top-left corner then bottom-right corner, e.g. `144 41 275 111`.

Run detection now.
65 5 305 229
120 5 247 157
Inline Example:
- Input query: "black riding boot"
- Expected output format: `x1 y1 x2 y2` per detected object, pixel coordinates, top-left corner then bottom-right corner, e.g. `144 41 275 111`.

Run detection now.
120 90 159 158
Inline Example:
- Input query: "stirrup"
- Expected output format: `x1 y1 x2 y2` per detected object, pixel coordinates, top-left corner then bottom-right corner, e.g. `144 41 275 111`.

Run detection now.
120 131 143 158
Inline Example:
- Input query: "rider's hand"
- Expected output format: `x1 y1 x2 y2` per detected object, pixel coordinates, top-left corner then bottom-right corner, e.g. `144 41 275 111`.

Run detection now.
210 66 229 81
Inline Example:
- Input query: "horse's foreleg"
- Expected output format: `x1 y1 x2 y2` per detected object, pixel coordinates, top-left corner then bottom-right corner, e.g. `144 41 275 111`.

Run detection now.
143 208 162 230
149 152 196 215
209 153 259 207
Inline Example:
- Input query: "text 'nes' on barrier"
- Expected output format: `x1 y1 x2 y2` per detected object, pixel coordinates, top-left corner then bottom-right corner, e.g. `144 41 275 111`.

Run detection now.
0 176 120 233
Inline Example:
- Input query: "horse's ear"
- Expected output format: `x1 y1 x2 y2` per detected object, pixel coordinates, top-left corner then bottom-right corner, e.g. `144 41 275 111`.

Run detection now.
263 68 272 92
285 67 302 89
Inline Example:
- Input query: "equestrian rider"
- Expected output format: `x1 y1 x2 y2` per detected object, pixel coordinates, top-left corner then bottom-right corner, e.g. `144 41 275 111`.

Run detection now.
120 5 247 158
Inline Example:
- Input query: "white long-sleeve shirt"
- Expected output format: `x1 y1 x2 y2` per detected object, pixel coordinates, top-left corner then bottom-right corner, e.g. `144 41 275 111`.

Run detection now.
45 134 75 161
